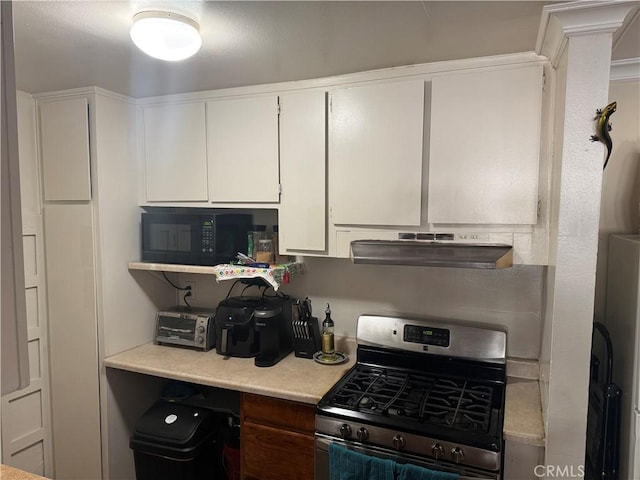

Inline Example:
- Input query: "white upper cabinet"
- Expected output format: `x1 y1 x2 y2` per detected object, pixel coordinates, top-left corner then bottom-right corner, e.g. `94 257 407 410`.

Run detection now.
279 91 326 252
142 103 208 202
207 95 280 203
427 65 544 225
39 97 91 201
329 80 425 226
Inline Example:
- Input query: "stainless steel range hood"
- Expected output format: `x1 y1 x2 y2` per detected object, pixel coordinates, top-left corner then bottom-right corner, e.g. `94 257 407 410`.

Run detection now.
350 240 513 269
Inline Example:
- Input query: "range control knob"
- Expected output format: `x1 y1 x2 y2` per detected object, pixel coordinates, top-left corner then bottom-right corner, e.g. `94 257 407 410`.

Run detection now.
431 443 445 459
339 424 352 439
356 427 369 442
392 435 406 450
451 447 465 463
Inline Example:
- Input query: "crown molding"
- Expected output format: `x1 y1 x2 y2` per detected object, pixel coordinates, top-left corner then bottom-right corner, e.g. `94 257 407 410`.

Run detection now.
536 1 639 67
610 57 640 82
32 86 134 104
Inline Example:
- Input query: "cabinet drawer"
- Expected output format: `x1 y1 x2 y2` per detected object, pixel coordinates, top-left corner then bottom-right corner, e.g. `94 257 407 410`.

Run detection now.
242 393 315 433
241 421 314 480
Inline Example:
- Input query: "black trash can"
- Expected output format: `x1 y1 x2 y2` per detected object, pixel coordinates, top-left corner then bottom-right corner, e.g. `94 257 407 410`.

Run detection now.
130 400 219 480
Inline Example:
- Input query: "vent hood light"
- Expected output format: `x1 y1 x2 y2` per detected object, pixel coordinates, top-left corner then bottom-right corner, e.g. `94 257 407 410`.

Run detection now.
350 240 513 269
130 11 202 61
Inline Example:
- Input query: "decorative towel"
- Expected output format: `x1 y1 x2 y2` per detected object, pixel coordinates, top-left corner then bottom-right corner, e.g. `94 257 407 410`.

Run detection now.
212 262 303 290
396 463 459 480
329 443 395 480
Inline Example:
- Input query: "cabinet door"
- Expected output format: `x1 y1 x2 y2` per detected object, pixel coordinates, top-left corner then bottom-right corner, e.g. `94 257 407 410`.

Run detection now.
43 204 102 479
241 393 315 480
279 91 326 252
329 80 425 226
143 103 208 202
39 97 91 201
207 96 279 203
242 422 315 480
428 65 543 225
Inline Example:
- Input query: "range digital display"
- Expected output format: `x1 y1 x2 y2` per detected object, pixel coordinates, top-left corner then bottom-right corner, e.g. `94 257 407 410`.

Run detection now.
403 325 450 347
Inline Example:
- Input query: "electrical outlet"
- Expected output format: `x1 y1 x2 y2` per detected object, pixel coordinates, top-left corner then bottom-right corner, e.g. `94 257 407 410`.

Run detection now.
183 280 196 303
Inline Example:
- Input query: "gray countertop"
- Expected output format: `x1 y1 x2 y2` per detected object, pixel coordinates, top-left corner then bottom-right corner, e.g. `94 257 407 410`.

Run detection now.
104 337 357 405
504 379 545 446
104 339 544 446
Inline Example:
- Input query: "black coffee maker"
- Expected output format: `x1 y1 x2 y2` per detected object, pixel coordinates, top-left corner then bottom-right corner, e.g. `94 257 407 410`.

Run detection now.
214 296 294 367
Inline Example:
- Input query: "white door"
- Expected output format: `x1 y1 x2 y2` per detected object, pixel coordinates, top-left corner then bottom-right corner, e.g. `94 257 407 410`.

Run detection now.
1 224 53 476
279 90 326 252
142 102 208 202
329 79 425 227
207 95 280 203
39 97 91 201
428 64 543 225
1 91 53 477
43 204 102 479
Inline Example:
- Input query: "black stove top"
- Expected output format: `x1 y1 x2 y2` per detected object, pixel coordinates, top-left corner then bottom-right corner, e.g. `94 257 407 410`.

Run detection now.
318 360 504 450
331 364 495 433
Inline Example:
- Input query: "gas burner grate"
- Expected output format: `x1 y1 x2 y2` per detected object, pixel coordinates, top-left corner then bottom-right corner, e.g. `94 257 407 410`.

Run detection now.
327 365 495 434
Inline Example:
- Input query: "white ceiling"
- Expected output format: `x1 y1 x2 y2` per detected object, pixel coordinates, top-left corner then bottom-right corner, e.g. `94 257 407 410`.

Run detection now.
11 1 640 99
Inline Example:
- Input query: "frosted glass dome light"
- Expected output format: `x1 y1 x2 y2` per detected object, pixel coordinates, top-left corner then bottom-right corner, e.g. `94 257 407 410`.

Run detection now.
130 11 202 61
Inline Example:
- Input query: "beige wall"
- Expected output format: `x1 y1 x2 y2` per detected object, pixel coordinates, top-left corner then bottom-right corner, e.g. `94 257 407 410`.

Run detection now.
181 260 545 360
594 79 640 321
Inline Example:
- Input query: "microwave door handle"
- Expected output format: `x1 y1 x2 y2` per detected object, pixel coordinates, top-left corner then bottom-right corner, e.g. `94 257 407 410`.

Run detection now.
220 327 229 355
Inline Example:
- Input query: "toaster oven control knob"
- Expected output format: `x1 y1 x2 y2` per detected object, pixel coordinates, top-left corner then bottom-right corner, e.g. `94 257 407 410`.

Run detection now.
431 443 444 459
356 427 369 442
339 424 352 439
392 435 406 450
197 326 205 334
451 447 464 463
196 336 204 344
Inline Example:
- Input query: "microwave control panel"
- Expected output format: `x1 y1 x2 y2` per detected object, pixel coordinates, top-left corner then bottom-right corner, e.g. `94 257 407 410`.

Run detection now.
201 219 214 253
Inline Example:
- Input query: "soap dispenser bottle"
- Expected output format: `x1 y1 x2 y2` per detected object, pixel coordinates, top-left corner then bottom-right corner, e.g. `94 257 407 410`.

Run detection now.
322 303 335 360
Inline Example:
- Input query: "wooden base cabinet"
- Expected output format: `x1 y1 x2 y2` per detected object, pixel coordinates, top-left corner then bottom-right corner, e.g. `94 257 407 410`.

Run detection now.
241 393 316 480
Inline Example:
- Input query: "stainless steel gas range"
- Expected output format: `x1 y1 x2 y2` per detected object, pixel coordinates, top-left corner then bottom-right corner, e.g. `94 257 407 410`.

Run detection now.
315 315 507 480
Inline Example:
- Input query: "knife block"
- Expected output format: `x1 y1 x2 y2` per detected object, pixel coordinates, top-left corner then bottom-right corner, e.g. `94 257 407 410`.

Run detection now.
293 317 321 359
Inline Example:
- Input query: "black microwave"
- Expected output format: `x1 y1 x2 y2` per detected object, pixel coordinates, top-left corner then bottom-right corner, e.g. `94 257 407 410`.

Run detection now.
141 212 252 265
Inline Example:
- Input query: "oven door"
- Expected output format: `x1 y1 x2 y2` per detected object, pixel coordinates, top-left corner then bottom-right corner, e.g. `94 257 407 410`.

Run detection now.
315 434 499 480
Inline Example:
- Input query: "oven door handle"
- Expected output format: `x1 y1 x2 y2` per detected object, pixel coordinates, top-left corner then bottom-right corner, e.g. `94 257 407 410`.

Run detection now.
315 435 497 480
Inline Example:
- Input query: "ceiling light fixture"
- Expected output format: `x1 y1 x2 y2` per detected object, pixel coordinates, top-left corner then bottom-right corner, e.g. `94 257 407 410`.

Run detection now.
130 11 202 62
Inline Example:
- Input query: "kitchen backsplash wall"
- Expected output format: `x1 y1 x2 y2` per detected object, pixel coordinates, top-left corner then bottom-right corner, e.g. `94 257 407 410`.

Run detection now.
179 258 545 359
